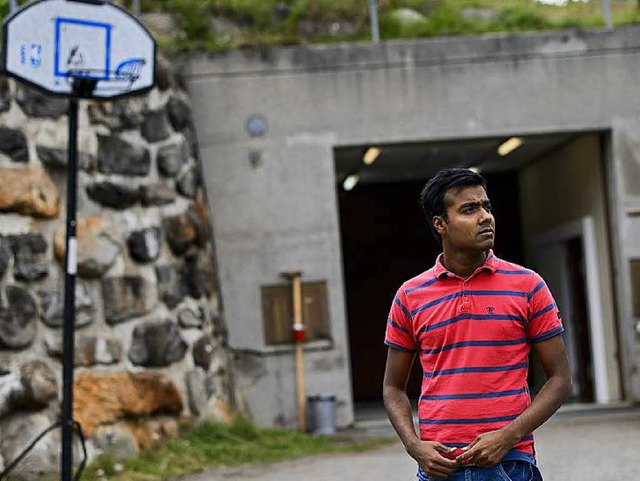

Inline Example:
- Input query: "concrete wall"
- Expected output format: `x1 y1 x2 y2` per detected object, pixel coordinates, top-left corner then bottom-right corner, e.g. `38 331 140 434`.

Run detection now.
519 134 621 400
185 26 640 424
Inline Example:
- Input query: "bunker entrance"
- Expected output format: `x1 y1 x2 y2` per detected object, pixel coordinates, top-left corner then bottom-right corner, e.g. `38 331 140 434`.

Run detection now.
335 132 621 413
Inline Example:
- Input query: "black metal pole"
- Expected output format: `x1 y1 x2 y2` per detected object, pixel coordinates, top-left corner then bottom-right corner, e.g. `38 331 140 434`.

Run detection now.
61 96 79 481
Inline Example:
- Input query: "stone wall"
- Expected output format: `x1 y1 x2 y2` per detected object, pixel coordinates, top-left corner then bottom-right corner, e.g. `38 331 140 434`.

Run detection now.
0 58 235 476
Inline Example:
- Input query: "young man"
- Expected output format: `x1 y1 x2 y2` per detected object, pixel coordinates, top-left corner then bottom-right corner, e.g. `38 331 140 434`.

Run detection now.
383 168 571 481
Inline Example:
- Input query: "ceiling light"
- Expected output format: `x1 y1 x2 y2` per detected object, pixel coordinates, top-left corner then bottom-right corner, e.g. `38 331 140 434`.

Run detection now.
498 137 524 156
363 147 381 165
343 174 359 191
468 166 481 174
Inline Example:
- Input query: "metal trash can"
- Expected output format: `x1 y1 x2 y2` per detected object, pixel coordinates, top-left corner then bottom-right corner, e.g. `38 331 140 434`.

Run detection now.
307 394 337 435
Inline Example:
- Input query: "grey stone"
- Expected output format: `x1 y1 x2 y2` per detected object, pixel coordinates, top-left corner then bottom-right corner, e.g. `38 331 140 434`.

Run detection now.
163 211 204 256
0 238 11 279
102 276 155 324
0 372 24 418
182 255 213 299
38 283 94 328
129 320 188 367
127 227 161 263
167 96 193 132
86 182 139 209
157 140 189 177
0 77 11 114
16 85 68 118
0 285 37 349
97 135 151 176
0 412 61 476
390 8 426 26
156 264 185 308
9 233 48 281
0 127 28 162
93 424 139 460
45 335 122 366
36 145 94 172
193 334 215 370
139 184 176 206
19 360 58 409
88 99 145 130
186 369 208 417
177 167 199 198
141 109 171 143
461 8 497 22
178 305 204 328
140 12 179 39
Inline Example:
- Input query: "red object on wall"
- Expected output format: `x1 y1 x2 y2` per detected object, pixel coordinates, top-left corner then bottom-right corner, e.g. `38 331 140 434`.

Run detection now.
292 322 306 342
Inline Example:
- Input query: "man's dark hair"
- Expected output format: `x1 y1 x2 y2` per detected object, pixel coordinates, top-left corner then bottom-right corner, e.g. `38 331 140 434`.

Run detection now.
420 168 488 243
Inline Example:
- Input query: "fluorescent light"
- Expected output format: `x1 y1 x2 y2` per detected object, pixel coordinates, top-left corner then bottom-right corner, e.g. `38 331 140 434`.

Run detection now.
498 137 524 157
343 174 359 191
363 147 381 165
468 166 481 174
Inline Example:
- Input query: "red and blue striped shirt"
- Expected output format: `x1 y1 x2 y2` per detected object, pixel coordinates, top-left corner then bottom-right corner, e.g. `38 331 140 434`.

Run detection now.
385 251 564 458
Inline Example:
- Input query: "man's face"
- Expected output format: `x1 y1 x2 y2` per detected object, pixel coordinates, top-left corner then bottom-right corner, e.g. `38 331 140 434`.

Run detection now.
435 185 495 253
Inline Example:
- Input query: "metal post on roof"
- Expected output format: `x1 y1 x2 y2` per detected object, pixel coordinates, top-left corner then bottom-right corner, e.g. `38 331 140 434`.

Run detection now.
602 0 612 29
368 0 380 43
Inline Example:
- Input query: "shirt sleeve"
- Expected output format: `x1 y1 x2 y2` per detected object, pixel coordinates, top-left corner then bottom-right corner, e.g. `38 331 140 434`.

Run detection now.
526 274 565 343
384 287 418 352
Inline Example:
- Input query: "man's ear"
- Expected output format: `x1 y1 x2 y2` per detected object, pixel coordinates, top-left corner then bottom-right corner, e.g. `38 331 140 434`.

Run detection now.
433 215 447 236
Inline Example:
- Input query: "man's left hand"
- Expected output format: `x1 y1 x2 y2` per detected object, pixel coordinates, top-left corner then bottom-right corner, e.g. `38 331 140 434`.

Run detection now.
455 429 517 468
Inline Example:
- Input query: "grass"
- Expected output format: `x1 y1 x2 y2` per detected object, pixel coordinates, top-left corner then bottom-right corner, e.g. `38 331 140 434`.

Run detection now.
69 418 392 481
1 1 640 51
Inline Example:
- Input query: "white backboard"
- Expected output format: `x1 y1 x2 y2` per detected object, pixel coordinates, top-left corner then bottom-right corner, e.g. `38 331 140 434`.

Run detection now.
2 0 156 99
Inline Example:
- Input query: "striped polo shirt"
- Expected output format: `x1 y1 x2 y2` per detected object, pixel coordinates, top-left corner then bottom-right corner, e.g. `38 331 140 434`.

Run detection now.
384 251 564 458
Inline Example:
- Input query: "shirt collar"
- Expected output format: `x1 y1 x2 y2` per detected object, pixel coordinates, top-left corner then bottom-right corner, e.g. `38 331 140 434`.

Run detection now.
433 250 498 279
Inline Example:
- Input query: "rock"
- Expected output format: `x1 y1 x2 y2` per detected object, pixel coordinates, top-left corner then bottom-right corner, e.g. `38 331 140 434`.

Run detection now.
19 360 57 409
0 165 60 218
9 233 48 281
0 238 10 279
92 424 139 460
88 99 146 130
156 264 185 308
0 127 28 162
167 95 193 132
127 227 161 263
390 8 426 26
163 210 203 256
157 140 189 177
38 283 94 328
297 19 357 40
86 181 139 209
461 8 497 22
102 276 155 324
210 15 243 37
45 335 122 366
139 184 176 206
97 134 151 176
16 85 68 118
54 217 121 278
182 255 213 299
193 334 215 370
141 12 179 39
0 412 60 476
141 109 171 143
0 76 11 114
73 371 183 436
177 167 199 198
129 320 188 367
0 285 37 349
178 305 203 328
186 369 208 417
36 145 94 172
0 372 24 418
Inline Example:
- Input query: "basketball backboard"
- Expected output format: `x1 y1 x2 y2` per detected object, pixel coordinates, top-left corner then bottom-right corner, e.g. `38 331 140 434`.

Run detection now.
2 0 156 99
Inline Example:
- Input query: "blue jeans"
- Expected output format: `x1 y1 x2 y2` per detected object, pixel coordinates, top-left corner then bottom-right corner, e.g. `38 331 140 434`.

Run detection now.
417 460 543 481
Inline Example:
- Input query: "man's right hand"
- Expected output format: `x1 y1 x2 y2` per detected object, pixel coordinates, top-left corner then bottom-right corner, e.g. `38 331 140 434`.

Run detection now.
407 440 459 479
